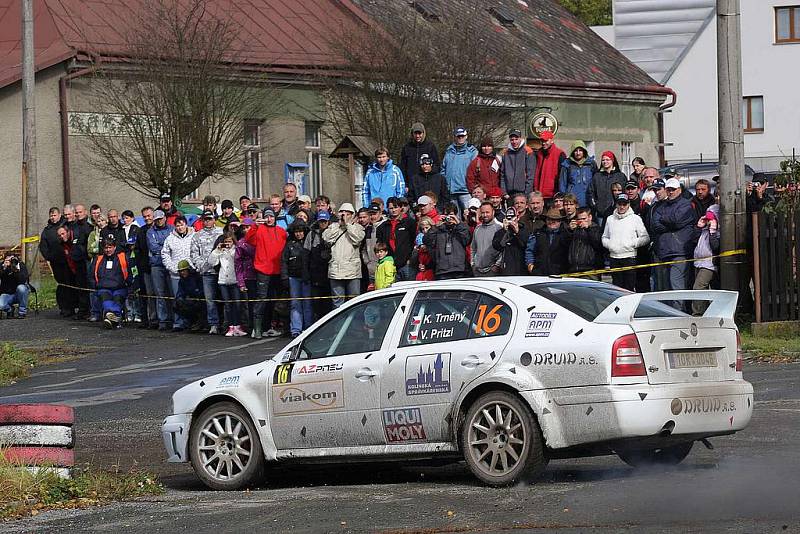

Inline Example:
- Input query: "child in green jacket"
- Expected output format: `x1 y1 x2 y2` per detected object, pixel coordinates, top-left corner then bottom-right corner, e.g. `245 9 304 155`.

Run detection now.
374 242 396 289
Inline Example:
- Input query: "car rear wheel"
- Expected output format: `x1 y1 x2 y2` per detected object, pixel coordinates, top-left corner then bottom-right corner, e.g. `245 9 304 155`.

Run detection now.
189 401 265 490
462 391 546 486
617 442 694 468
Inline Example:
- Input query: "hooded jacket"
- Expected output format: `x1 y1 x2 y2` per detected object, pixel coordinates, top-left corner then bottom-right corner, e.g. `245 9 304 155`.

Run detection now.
39 218 66 263
650 195 699 259
162 227 195 276
534 144 566 199
601 208 650 259
441 143 478 195
245 223 287 276
501 143 536 194
589 158 627 217
694 205 721 270
374 255 396 289
399 133 440 179
363 159 405 207
408 171 449 210
466 151 502 194
147 223 173 267
190 226 223 274
234 238 256 288
323 222 366 280
558 141 597 207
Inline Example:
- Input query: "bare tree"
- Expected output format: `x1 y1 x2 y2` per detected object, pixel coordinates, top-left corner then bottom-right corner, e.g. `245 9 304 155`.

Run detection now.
77 0 280 199
320 7 523 159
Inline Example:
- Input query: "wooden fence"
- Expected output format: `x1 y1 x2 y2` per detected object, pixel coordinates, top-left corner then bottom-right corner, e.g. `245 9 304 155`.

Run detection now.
753 210 800 322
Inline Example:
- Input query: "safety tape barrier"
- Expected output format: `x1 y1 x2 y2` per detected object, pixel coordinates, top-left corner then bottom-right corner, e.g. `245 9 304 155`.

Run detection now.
557 249 748 278
21 235 40 244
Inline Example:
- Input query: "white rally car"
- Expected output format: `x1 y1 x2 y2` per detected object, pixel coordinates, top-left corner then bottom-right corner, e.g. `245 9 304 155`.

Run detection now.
162 278 753 490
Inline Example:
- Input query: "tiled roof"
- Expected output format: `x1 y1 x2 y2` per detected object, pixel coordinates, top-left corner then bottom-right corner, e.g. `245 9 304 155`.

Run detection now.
0 0 663 94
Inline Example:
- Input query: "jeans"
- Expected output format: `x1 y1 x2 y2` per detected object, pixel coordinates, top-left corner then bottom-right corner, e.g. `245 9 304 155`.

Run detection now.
150 264 174 326
255 273 279 326
452 193 471 217
667 259 689 291
241 279 257 328
289 277 313 335
397 264 416 282
610 257 637 291
330 278 360 309
169 277 190 329
141 271 159 324
201 273 220 327
96 288 127 316
219 284 241 326
87 260 100 319
0 284 30 316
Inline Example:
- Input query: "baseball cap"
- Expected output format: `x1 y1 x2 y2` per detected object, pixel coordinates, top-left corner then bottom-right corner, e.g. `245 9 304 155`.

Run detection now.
509 128 522 138
159 193 172 201
467 197 481 210
247 203 260 213
316 211 331 221
417 195 432 206
651 179 666 190
262 209 276 217
202 210 216 219
453 126 468 137
102 235 116 246
368 202 381 213
615 193 630 203
153 209 166 220
419 153 433 165
625 180 639 190
177 259 191 271
221 199 234 210
665 178 681 190
539 131 554 141
663 168 678 178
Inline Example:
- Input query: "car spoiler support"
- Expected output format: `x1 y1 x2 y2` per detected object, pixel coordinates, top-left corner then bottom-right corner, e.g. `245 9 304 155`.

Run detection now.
593 290 738 324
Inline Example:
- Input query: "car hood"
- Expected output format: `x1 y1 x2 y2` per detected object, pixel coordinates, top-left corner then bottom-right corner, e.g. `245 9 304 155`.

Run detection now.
171 360 278 415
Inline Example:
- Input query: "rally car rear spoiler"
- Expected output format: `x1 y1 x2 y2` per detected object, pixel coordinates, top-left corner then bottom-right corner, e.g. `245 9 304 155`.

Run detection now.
593 290 738 324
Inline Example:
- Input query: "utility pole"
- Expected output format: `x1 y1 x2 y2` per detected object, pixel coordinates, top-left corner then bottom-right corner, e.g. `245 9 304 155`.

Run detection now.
716 0 746 294
21 0 38 266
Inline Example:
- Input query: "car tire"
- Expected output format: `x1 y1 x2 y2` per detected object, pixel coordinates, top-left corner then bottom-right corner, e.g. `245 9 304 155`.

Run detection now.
461 391 546 486
189 401 265 490
617 441 694 468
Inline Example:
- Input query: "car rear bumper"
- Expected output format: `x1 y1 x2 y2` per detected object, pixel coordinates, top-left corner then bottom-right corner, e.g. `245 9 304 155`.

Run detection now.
162 414 191 463
522 380 754 450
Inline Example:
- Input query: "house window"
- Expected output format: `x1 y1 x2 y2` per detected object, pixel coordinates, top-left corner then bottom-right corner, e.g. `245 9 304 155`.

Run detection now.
775 6 800 43
244 120 262 199
743 96 764 133
305 122 322 197
620 142 633 177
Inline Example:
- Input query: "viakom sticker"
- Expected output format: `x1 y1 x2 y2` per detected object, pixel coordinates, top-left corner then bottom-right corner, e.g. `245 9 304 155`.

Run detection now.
272 379 344 415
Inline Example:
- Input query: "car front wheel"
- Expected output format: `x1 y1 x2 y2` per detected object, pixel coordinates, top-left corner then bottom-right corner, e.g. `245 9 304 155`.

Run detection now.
461 391 546 486
189 401 265 490
617 441 694 468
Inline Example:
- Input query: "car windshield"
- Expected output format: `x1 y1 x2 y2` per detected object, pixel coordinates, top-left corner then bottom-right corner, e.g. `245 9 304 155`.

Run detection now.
523 282 689 321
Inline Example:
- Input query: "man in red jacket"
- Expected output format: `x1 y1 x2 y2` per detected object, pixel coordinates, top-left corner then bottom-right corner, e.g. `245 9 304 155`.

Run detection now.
245 208 287 339
533 131 566 201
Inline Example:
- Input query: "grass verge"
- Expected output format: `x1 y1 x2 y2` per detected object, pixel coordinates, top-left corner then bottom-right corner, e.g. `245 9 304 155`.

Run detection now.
740 330 800 363
0 341 96 386
0 458 163 519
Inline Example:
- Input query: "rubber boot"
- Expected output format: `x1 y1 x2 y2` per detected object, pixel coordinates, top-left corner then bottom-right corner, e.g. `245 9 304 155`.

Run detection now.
252 324 262 339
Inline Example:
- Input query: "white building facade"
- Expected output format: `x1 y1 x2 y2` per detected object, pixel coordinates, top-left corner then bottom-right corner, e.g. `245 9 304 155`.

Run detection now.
595 0 800 172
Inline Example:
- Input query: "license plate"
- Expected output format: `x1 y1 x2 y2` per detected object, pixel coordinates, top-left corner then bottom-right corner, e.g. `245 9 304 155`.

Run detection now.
668 351 718 369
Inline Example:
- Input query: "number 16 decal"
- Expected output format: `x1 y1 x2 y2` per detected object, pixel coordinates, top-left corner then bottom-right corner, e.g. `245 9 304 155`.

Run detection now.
475 304 503 335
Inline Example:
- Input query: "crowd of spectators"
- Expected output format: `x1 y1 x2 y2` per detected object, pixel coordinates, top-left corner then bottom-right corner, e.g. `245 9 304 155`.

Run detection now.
20 122 779 334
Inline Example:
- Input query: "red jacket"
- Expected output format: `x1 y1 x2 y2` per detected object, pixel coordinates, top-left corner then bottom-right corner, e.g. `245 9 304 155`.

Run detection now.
534 145 566 199
466 152 502 194
245 224 287 275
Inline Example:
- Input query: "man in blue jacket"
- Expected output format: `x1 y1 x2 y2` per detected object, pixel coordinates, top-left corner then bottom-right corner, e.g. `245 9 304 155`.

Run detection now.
441 126 477 215
650 178 699 294
146 209 175 330
363 147 405 208
94 236 133 329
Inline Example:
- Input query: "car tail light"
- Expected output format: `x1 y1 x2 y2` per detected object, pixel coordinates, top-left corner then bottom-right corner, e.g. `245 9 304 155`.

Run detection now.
611 334 646 377
735 331 743 372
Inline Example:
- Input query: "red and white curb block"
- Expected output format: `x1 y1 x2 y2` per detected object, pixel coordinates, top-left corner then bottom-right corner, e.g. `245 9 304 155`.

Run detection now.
0 404 75 477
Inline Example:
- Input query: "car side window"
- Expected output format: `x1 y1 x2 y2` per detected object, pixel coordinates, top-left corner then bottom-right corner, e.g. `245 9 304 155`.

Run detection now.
401 291 480 347
468 294 513 339
301 296 403 359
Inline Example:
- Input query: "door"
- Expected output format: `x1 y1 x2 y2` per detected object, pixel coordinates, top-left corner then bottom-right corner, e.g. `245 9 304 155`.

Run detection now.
381 289 516 444
269 294 406 449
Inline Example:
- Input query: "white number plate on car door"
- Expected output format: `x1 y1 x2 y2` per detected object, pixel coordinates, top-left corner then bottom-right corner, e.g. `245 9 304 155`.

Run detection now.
667 350 718 369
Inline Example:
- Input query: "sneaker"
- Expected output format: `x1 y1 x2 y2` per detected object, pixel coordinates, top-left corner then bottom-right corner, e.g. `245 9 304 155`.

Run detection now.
251 325 262 339
133 316 142 323
225 326 236 337
265 328 282 338
88 316 100 322
236 326 249 337
208 325 219 335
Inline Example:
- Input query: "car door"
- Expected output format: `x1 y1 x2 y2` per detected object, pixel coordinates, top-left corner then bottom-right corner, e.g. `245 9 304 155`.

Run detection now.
269 294 407 450
380 289 516 444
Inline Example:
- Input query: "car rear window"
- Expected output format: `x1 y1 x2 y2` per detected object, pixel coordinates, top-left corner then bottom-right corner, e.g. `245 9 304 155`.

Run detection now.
523 282 688 321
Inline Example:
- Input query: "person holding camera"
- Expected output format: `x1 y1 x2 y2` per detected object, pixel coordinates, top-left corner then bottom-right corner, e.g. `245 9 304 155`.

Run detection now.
423 203 470 280
245 208 287 338
471 202 503 277
565 207 604 279
323 203 365 309
0 254 30 319
303 211 333 320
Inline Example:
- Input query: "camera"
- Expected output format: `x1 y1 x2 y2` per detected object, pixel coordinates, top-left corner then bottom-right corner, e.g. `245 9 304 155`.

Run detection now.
505 207 516 221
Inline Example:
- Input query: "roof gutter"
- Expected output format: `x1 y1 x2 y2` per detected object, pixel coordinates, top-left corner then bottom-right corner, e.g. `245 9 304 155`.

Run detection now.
59 53 97 204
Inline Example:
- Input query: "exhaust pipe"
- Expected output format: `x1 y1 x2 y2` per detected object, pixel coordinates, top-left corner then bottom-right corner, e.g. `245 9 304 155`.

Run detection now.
660 421 675 436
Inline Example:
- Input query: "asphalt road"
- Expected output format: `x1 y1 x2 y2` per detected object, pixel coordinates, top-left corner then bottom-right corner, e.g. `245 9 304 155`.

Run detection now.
1 312 798 533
